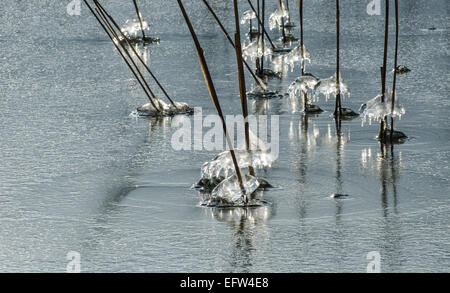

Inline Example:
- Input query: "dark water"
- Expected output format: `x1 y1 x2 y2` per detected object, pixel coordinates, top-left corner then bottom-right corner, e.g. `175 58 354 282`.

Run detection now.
0 0 448 272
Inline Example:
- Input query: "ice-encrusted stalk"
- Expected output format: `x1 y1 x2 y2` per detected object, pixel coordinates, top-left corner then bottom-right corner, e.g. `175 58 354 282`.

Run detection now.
200 0 267 90
83 0 159 111
93 2 160 110
177 0 247 198
391 0 399 143
234 0 256 177
279 0 287 43
334 0 342 118
379 0 389 141
95 1 177 108
247 0 276 50
132 0 146 39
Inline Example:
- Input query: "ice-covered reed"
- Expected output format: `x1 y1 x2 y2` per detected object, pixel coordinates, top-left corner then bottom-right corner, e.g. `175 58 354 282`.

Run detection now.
241 10 256 24
283 44 310 72
360 91 405 126
313 73 350 102
269 2 289 31
121 18 150 39
242 36 273 62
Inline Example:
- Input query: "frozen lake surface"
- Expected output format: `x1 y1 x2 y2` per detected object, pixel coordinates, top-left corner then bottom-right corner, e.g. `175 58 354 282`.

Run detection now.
0 0 448 272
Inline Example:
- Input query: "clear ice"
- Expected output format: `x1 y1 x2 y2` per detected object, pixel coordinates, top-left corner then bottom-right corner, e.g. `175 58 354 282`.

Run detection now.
242 36 273 62
288 74 319 101
360 91 406 125
201 149 275 180
241 10 256 25
207 174 260 207
269 3 289 31
313 73 350 102
121 19 150 39
284 44 311 72
134 98 192 117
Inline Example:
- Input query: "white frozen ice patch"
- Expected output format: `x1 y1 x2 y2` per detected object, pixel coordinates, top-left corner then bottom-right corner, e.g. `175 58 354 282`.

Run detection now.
269 3 289 31
313 73 350 102
360 91 406 125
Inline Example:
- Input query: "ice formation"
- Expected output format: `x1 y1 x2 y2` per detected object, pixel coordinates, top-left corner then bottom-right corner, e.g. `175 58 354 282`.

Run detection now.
269 3 289 31
121 19 149 39
241 10 256 24
360 91 406 125
206 174 260 207
134 98 193 117
242 37 273 62
313 73 350 102
284 44 311 72
288 74 319 101
201 149 275 180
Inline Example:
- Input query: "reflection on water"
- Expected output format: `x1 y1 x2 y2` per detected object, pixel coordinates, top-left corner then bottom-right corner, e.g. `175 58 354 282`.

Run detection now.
204 205 272 272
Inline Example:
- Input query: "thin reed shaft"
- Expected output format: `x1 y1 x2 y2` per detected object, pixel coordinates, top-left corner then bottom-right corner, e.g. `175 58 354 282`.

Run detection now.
298 0 304 75
260 0 265 73
132 0 146 39
379 0 389 140
94 1 159 109
279 0 286 43
200 0 266 89
234 0 256 177
95 1 177 107
391 0 399 141
83 0 158 110
177 0 246 195
334 0 342 117
247 0 276 49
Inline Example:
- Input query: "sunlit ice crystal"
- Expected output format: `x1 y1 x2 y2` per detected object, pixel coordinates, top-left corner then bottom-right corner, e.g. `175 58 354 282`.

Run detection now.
209 174 260 207
360 90 406 126
201 150 276 180
284 44 311 72
242 37 272 62
136 98 193 117
313 73 350 102
241 10 256 24
288 73 319 100
121 19 150 39
269 2 289 31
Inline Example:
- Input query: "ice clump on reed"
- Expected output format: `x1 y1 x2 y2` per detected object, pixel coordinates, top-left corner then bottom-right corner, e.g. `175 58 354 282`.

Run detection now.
241 10 256 24
284 44 311 72
134 98 193 117
201 150 275 180
360 91 406 125
288 74 319 100
204 174 260 207
242 37 272 62
121 19 149 39
269 3 289 30
313 73 350 102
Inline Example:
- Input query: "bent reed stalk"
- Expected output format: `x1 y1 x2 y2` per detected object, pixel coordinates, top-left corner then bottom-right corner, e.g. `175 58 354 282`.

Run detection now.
83 0 160 111
177 0 247 199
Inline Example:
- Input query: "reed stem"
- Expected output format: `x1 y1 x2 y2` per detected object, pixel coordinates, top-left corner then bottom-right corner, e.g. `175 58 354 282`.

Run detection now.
234 0 256 177
334 0 342 118
247 0 276 50
379 0 389 141
132 0 146 39
391 0 399 143
200 0 266 89
95 1 177 107
94 1 160 111
177 0 246 197
83 0 159 111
